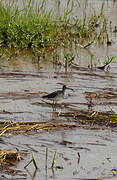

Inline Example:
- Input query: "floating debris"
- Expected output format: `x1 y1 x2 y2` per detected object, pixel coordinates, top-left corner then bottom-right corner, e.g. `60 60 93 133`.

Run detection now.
59 110 117 127
0 149 22 176
0 150 21 163
0 109 116 137
0 121 81 136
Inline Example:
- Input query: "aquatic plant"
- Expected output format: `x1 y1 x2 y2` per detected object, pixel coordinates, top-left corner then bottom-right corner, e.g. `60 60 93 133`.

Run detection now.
0 0 109 58
64 53 75 67
97 56 116 70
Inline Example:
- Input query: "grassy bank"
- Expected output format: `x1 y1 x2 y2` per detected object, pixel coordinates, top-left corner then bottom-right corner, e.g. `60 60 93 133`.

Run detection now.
0 0 107 57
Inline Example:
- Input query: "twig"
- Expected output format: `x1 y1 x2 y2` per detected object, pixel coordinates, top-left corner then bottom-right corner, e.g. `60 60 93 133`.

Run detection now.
45 147 48 170
24 152 38 170
51 151 56 168
0 129 7 137
0 122 17 136
45 148 48 180
108 105 115 113
83 40 95 48
77 152 80 164
24 159 33 169
32 152 38 170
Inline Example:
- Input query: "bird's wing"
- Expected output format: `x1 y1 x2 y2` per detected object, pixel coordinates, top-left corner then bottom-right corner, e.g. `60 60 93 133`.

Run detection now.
43 90 61 99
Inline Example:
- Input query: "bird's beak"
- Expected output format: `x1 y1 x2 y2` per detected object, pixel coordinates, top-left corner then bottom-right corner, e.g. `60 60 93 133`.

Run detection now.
66 87 74 91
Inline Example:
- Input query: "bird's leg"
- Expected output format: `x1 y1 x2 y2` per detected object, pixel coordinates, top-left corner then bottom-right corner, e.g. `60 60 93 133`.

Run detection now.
52 101 57 112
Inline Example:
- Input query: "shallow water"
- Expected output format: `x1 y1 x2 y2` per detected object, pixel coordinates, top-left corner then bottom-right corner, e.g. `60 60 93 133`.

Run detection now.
0 50 117 179
1 128 117 179
1 0 117 179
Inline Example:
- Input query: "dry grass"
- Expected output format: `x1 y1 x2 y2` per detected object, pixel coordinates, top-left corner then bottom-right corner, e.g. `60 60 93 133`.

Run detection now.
59 110 117 127
0 149 21 175
0 121 82 136
0 109 116 138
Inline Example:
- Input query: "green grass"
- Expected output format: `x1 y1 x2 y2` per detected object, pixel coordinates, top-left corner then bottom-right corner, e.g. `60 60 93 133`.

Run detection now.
0 0 108 57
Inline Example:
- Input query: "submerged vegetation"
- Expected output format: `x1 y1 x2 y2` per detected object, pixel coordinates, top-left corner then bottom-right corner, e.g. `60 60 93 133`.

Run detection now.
0 0 109 57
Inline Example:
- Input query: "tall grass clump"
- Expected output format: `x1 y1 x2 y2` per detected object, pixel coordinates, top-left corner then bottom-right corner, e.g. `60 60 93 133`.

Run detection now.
0 0 60 54
73 1 107 41
0 0 108 57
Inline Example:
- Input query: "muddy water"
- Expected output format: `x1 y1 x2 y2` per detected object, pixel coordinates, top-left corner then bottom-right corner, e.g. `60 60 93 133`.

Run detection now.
1 0 117 179
0 49 117 180
1 128 117 180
